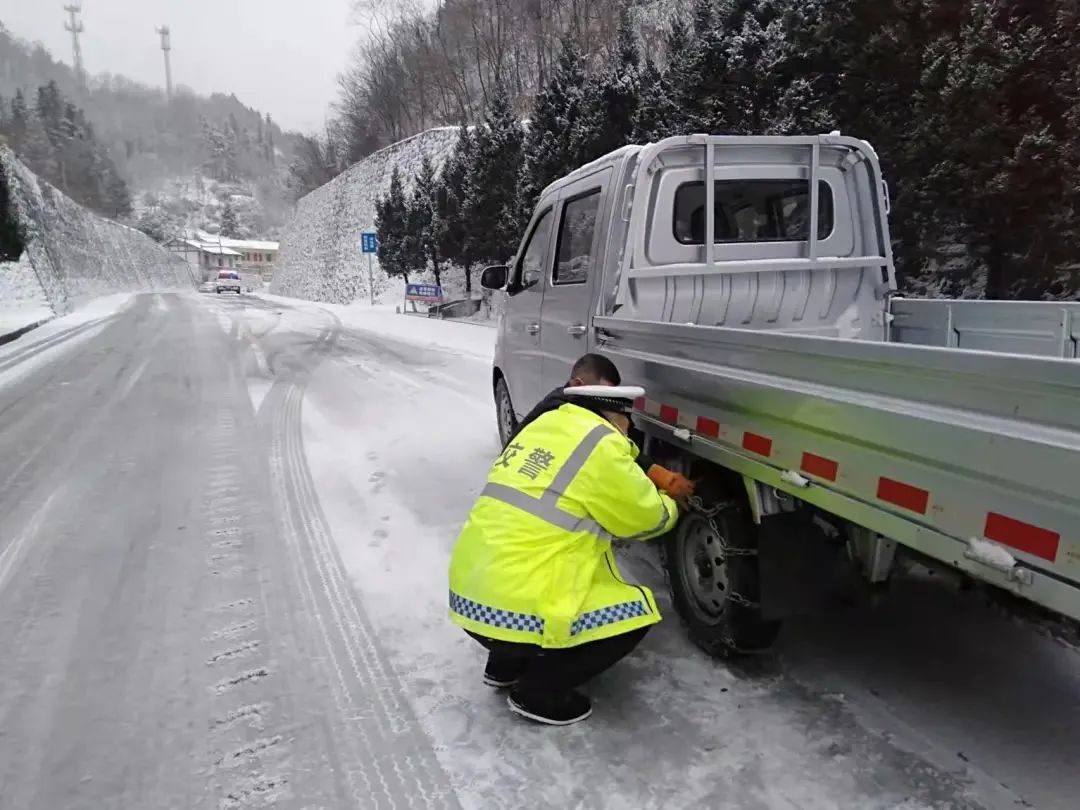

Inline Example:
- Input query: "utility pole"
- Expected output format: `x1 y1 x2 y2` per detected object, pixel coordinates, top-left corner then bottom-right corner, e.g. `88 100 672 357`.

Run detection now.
63 4 85 89
156 26 174 100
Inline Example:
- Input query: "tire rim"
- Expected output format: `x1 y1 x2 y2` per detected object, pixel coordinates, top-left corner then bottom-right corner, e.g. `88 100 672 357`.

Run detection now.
497 383 515 444
677 512 729 622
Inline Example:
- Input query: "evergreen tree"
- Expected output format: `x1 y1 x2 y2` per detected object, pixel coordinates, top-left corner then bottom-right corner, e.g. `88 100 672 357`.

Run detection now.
220 200 240 238
265 114 276 164
578 8 643 159
678 0 728 132
765 0 855 134
0 162 23 261
20 113 58 185
910 0 1066 298
632 56 680 142
35 81 65 150
201 120 239 182
464 83 525 264
9 91 29 146
436 127 479 291
517 41 589 232
406 156 444 286
135 193 174 242
720 6 776 134
375 167 412 282
101 165 133 219
635 18 696 139
1051 0 1080 288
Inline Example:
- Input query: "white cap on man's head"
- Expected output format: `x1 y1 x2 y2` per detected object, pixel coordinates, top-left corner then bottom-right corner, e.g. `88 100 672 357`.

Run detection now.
562 385 644 414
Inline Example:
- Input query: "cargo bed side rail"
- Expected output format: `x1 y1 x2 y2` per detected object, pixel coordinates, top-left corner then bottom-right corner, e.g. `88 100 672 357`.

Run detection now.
890 298 1080 359
595 316 1080 623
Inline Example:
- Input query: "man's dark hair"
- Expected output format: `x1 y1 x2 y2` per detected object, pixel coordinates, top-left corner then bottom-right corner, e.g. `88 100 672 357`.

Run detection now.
570 353 621 385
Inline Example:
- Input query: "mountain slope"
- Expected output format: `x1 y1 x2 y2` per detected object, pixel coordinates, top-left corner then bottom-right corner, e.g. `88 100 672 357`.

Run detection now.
0 24 296 194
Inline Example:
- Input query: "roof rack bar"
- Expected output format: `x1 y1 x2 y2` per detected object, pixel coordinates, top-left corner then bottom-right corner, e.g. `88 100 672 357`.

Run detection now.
630 256 890 279
704 140 716 268
808 142 820 261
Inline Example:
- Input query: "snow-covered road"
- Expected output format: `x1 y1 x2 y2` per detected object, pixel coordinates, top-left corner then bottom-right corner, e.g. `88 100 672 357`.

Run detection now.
1 291 1077 809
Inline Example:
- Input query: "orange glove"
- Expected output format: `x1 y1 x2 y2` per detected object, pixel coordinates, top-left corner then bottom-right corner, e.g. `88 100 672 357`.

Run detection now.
647 464 696 498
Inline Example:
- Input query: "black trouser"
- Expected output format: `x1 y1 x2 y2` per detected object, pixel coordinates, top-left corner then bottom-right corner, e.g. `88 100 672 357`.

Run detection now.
468 627 649 698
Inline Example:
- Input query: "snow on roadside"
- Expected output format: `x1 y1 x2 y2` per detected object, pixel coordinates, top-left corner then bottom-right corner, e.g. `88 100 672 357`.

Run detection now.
297 311 986 809
0 252 53 336
0 292 135 371
260 293 495 361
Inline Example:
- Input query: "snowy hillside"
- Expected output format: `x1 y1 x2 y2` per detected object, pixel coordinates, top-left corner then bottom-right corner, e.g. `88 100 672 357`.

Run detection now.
270 128 460 304
1 146 193 317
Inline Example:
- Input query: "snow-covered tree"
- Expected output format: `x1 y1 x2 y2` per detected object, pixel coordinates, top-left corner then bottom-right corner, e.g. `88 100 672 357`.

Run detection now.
375 166 412 282
633 50 683 143
436 126 478 292
407 155 444 287
515 39 590 235
578 8 644 159
135 193 177 242
220 200 240 238
465 83 525 264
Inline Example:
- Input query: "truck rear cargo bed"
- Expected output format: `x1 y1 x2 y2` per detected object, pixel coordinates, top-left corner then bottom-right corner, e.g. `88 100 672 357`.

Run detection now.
598 314 1080 620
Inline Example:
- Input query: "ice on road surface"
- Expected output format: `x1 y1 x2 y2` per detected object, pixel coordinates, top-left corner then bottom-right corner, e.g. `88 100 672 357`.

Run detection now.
1 290 1078 810
278 295 1080 809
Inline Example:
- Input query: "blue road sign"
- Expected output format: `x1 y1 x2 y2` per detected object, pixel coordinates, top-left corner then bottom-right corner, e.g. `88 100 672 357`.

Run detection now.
361 232 379 254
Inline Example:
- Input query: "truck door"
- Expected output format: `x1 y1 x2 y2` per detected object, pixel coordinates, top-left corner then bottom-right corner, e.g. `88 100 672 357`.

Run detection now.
539 169 611 391
503 203 556 416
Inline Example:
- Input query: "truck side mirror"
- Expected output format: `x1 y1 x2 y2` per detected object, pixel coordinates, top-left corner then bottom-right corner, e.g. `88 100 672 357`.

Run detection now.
480 265 509 290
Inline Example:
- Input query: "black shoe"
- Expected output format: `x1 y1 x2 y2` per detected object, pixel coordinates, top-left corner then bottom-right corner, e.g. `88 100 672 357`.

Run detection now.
507 689 592 725
483 659 523 689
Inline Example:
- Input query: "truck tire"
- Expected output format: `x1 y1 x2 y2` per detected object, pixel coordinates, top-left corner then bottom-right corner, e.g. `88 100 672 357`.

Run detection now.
495 377 517 448
662 494 781 657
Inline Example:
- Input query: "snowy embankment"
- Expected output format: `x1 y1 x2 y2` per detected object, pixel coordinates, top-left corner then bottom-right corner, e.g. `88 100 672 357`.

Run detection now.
0 251 52 337
270 128 460 305
0 146 193 333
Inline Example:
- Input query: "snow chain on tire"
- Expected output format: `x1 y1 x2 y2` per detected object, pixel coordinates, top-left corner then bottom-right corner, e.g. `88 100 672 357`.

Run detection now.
683 495 762 610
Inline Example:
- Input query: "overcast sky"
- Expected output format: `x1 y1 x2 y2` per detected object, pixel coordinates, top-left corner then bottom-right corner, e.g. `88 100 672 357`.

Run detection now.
1 0 362 132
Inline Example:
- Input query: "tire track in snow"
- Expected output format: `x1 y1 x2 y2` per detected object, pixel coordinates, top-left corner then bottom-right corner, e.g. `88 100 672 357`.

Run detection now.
256 302 459 809
198 407 293 809
284 385 459 807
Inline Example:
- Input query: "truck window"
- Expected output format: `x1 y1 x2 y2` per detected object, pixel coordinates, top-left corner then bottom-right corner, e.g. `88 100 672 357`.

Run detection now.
673 180 834 244
553 190 601 286
513 207 553 292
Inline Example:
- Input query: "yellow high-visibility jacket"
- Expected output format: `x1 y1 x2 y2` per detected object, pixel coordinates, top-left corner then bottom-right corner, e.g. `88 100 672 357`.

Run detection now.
449 402 678 649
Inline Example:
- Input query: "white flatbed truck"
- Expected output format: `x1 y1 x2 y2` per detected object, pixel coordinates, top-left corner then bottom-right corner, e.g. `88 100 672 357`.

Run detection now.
482 134 1080 655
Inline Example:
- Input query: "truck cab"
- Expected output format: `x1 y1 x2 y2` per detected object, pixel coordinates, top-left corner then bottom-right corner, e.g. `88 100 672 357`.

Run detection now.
486 135 891 443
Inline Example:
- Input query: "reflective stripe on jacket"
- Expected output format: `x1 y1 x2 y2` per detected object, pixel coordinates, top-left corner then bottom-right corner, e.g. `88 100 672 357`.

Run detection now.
449 403 678 649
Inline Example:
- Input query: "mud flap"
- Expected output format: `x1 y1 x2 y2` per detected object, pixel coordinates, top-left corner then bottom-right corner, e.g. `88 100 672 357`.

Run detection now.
756 512 843 621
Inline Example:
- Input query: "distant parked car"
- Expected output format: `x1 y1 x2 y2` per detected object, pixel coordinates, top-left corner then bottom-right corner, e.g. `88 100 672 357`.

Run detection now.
216 270 242 295
198 280 216 294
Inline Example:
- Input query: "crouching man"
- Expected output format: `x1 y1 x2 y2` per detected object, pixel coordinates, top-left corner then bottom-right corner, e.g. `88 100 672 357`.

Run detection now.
448 383 679 725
